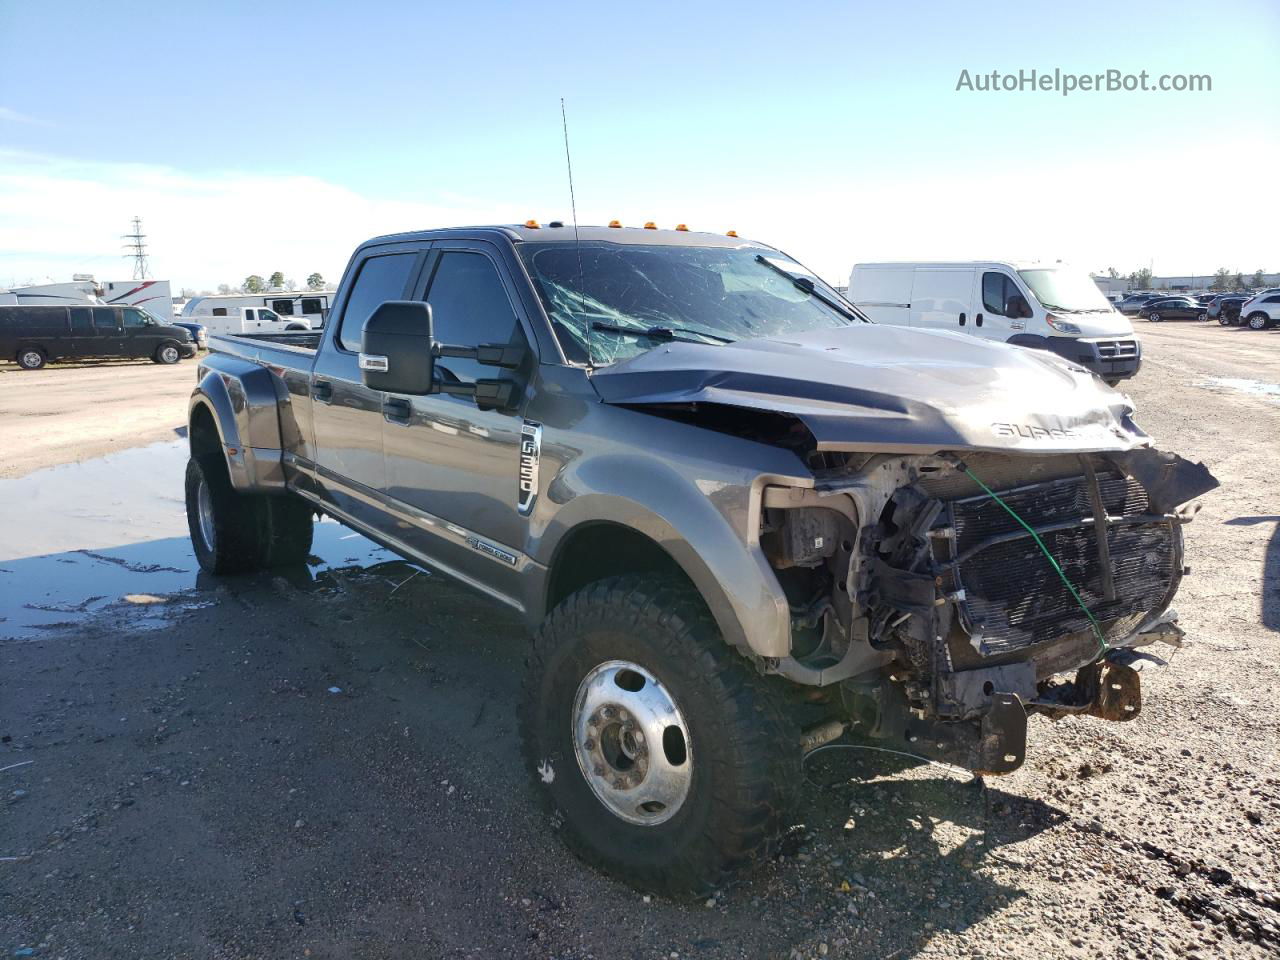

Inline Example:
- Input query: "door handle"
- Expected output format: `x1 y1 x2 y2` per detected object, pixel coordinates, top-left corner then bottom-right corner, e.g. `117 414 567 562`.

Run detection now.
975 313 984 327
382 397 411 422
311 381 333 402
959 312 966 326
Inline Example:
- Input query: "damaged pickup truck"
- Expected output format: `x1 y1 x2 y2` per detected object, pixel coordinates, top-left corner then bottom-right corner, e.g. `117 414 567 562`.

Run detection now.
185 224 1217 897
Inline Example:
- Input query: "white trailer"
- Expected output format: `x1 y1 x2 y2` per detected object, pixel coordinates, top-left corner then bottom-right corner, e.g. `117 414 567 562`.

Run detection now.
0 278 174 321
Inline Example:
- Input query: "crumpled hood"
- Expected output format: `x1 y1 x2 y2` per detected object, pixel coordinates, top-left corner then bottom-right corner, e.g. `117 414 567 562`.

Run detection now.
591 324 1149 454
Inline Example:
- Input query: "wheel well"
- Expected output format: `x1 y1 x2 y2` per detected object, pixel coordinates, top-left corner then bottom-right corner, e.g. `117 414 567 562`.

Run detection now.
546 523 693 612
189 403 221 459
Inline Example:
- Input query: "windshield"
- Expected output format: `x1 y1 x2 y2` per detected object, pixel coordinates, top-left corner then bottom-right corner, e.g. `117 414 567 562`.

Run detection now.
519 242 859 365
1018 268 1115 313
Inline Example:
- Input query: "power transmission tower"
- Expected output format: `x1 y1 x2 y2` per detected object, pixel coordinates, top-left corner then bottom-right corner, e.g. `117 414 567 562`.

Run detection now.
122 216 150 279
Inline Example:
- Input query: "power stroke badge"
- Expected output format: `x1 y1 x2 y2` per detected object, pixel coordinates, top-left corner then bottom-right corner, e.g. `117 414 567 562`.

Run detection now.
518 420 542 515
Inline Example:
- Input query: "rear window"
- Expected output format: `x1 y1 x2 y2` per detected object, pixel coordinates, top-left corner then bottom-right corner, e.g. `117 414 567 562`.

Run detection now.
70 307 93 331
1 307 67 329
93 307 117 329
336 252 418 352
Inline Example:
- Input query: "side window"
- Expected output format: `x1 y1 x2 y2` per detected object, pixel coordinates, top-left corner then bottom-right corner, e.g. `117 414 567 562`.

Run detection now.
1265 295 1280 304
122 308 148 328
337 252 418 352
981 272 1011 315
70 307 93 331
261 310 280 323
300 297 322 314
423 252 523 383
212 307 228 316
272 299 295 315
93 307 118 329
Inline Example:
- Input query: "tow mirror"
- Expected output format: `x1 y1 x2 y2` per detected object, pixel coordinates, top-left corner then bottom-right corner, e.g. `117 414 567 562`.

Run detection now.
1005 293 1032 319
360 300 435 395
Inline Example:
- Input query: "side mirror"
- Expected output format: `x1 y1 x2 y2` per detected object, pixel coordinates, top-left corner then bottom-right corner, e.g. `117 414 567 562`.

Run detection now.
360 300 435 395
1005 294 1032 319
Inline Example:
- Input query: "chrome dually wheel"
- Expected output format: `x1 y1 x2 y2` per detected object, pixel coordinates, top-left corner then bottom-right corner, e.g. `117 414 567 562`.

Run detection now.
572 659 692 825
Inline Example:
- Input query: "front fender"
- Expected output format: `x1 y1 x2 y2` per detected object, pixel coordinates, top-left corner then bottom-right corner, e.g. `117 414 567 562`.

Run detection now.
533 452 799 659
189 356 287 493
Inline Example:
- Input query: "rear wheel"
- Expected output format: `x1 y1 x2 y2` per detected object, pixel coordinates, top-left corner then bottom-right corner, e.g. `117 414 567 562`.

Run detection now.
16 348 45 370
154 342 182 364
1148 313 1162 322
1247 312 1271 331
520 575 800 898
185 454 314 573
1197 312 1207 322
1218 314 1232 326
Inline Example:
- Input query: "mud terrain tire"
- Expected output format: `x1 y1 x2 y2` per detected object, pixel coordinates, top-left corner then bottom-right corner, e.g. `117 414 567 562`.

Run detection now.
185 454 314 574
519 575 800 898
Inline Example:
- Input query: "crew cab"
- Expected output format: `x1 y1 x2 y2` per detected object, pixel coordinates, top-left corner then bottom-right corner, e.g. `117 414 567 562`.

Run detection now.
185 224 1217 896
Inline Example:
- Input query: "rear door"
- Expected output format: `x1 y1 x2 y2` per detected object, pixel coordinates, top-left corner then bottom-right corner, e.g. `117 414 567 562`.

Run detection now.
380 241 535 596
310 245 425 532
67 306 96 357
910 267 974 331
92 307 122 355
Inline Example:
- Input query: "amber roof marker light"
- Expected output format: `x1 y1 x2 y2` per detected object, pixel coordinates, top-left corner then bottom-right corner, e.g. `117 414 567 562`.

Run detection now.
608 220 622 228
524 219 541 229
726 230 738 237
643 221 657 229
675 224 689 232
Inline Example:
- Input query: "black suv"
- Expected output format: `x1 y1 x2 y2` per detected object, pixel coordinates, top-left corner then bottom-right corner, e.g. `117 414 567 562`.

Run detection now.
0 304 196 369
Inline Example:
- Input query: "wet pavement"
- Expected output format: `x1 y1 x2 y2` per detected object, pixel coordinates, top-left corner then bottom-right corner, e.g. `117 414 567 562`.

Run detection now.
1193 376 1280 402
0 441 398 639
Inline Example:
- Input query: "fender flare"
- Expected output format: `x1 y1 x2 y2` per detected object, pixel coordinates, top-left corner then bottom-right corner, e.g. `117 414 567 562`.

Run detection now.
530 454 795 659
188 363 287 493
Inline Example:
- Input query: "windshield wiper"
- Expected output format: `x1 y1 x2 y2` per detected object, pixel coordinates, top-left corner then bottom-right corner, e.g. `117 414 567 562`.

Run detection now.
590 321 733 345
754 255 867 322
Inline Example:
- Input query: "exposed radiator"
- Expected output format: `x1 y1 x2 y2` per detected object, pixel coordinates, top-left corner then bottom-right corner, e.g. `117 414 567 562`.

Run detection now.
943 473 1178 655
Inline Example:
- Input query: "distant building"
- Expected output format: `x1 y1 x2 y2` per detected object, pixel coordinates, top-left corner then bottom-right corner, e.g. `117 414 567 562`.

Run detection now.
1093 272 1278 294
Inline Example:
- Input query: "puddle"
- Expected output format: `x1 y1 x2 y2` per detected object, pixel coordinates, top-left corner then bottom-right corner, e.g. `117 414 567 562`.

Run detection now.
1193 376 1280 402
0 440 398 640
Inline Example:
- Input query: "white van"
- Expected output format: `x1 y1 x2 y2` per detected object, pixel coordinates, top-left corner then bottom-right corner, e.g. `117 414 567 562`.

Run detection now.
848 261 1141 384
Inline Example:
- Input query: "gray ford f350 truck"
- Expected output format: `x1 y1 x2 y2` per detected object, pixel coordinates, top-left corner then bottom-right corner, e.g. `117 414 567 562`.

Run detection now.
185 224 1217 896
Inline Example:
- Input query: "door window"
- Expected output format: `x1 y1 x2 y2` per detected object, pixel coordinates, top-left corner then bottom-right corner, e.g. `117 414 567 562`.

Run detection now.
982 272 1018 316
423 252 523 383
260 310 281 323
70 307 93 331
336 252 419 352
93 307 118 329
122 308 148 328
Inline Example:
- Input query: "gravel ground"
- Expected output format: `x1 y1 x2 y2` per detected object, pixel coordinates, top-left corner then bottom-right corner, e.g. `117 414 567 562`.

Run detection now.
1 322 1277 959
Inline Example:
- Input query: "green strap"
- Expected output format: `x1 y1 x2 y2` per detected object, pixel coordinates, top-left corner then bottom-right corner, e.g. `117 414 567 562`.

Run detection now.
962 467 1107 656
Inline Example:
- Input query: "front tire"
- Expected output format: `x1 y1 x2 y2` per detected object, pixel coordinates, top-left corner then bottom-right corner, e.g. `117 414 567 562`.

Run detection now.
154 342 182 364
1247 312 1271 331
185 454 314 574
17 348 45 370
520 576 800 898
1148 313 1162 322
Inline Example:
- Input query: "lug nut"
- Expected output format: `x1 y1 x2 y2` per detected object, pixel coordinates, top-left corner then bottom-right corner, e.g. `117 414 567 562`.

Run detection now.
594 764 605 776
584 738 595 751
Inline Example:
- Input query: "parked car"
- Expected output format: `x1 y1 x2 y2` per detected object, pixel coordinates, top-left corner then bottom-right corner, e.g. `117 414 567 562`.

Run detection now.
174 320 209 350
1117 293 1166 315
1194 293 1218 305
1239 292 1280 330
183 222 1217 896
848 261 1141 384
1138 297 1207 322
1208 296 1249 326
0 304 196 369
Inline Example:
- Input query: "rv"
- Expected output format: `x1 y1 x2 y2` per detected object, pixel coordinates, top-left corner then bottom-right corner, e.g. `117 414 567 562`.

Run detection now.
848 260 1141 385
181 291 332 329
0 278 174 321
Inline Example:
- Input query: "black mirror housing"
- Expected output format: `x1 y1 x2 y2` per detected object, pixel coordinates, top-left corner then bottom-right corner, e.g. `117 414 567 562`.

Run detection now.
360 300 435 395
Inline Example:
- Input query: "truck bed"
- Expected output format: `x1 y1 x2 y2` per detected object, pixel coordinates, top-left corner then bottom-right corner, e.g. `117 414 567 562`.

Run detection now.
209 331 322 357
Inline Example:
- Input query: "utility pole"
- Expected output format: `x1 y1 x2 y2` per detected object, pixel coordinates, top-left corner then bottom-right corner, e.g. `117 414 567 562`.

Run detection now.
122 216 150 280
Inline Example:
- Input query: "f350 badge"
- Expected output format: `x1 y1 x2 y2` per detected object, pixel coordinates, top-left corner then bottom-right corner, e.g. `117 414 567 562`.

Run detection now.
518 420 542 515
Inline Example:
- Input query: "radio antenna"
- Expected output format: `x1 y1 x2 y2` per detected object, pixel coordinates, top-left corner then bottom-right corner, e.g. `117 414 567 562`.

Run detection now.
560 98 594 369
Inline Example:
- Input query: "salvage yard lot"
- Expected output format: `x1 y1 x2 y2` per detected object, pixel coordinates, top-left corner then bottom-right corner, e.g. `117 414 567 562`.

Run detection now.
2 323 1278 959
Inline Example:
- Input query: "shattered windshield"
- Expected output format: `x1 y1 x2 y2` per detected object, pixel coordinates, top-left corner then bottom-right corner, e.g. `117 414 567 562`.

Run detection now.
519 242 860 365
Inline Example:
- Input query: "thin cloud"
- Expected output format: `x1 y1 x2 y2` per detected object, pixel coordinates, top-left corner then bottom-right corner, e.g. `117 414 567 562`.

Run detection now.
0 106 45 126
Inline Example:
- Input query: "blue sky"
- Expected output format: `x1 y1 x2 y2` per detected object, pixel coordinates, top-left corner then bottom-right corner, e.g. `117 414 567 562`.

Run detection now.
2 0 1277 288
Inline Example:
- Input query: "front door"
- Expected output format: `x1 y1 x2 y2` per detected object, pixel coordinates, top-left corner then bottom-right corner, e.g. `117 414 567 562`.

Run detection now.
120 307 156 358
975 270 1027 341
310 247 424 532
381 243 533 598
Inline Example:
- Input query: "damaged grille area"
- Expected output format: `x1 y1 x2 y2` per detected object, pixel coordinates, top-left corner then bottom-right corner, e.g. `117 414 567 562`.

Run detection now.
946 473 1179 655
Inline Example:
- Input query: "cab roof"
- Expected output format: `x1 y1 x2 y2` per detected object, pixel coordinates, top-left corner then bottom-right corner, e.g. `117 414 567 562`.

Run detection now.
364 224 765 249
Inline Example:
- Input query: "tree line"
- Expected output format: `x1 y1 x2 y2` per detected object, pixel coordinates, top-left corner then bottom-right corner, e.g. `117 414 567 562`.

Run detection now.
180 272 329 297
1103 266 1270 292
